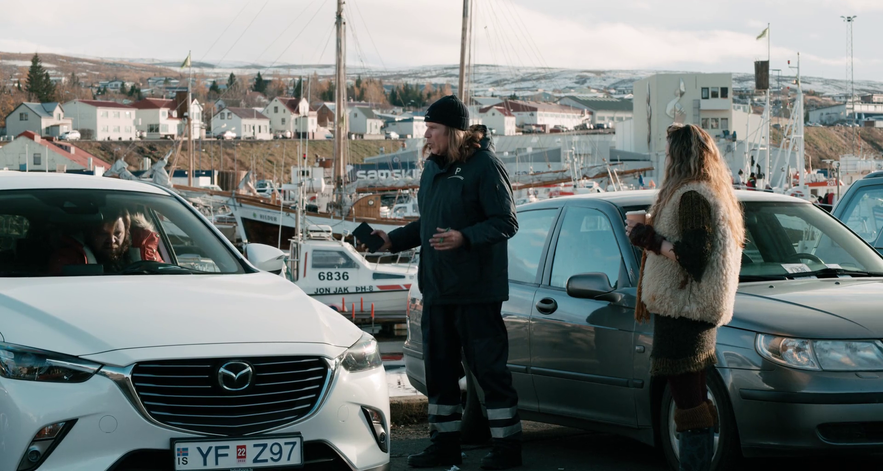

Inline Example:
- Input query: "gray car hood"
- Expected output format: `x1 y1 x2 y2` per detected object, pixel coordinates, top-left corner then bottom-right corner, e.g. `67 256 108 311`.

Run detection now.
731 278 883 338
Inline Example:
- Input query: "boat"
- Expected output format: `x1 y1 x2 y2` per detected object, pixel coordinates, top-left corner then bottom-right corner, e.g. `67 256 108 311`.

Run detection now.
285 224 417 330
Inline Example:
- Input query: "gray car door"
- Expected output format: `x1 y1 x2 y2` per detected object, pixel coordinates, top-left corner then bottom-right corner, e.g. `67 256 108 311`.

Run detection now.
529 203 638 427
503 207 560 412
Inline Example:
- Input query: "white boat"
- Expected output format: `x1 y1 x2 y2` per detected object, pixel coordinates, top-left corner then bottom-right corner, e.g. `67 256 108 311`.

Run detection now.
286 225 417 327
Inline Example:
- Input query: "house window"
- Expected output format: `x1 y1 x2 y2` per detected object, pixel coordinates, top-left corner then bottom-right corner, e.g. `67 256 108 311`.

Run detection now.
710 118 720 129
161 110 168 118
113 126 121 132
125 126 131 132
721 118 729 130
101 111 109 118
125 111 131 118
148 124 159 133
711 87 720 99
161 124 169 133
701 118 709 128
281 118 286 125
721 87 729 99
19 112 28 121
113 111 120 118
33 154 41 166
274 106 278 113
102 126 109 132
701 88 709 99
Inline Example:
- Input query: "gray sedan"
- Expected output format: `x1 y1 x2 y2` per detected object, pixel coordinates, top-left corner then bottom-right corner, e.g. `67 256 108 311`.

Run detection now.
404 190 883 470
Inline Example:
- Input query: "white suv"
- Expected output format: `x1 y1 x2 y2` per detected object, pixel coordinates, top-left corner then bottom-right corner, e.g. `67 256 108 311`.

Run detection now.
0 173 390 471
59 130 81 141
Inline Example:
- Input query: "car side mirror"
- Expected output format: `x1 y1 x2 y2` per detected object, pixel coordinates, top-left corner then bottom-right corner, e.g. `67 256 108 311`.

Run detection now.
243 243 286 274
566 273 622 303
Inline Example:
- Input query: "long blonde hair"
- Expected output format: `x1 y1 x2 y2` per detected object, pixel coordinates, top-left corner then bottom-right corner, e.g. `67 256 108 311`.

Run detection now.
651 124 744 246
423 125 485 163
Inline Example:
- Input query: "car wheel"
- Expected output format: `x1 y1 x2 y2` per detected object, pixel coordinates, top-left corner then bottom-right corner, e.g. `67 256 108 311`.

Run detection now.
659 370 741 471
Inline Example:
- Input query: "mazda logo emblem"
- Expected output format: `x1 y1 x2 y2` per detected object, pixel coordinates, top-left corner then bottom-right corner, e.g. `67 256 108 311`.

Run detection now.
218 361 254 391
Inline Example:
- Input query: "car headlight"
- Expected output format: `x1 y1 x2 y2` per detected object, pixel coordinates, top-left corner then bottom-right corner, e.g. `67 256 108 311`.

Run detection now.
756 335 883 372
339 333 383 372
0 343 102 383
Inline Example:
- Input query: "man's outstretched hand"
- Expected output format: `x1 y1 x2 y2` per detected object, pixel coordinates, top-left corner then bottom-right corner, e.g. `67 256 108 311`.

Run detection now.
371 230 392 252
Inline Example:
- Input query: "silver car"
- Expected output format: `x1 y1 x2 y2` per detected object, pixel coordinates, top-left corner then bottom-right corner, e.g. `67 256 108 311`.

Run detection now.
404 190 883 470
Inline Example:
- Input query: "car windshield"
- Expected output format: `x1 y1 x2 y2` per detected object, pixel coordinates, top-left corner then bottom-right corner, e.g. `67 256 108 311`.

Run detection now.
625 201 883 280
0 189 246 277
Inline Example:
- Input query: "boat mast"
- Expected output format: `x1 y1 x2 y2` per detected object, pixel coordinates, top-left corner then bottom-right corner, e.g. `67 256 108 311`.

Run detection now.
331 0 348 216
457 0 471 101
795 53 806 188
187 51 194 187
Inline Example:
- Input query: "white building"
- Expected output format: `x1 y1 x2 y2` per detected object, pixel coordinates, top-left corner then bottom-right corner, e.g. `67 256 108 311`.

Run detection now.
263 97 317 137
131 98 181 139
62 100 137 141
183 99 205 138
633 73 736 154
211 107 271 140
382 116 427 139
349 107 383 137
556 96 633 127
4 102 73 138
0 131 110 172
502 100 587 131
478 105 517 136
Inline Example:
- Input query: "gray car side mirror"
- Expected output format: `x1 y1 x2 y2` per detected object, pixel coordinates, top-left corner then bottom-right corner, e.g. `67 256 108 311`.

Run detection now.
566 273 622 303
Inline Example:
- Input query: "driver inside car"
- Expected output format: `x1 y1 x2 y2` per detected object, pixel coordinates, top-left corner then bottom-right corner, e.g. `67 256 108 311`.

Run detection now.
49 208 164 274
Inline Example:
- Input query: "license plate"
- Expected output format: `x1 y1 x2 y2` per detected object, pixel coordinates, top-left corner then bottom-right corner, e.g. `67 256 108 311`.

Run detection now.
172 435 303 470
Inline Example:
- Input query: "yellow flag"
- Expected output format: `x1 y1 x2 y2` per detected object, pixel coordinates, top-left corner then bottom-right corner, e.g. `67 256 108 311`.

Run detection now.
756 27 769 41
181 52 191 69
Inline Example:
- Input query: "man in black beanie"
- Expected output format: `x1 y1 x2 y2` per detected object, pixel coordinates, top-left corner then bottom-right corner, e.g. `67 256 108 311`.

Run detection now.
373 95 522 469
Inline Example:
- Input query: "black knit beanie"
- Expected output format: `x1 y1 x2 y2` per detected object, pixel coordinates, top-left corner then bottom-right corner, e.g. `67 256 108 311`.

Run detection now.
425 95 469 131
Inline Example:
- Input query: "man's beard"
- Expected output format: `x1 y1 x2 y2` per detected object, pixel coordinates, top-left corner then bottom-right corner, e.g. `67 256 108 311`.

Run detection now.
95 237 132 272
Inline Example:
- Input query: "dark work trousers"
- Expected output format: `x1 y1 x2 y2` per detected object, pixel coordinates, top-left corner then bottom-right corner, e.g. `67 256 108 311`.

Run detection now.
422 302 522 449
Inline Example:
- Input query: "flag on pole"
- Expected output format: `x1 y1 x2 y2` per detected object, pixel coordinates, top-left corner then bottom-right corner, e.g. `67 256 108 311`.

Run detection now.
180 51 191 69
756 27 769 41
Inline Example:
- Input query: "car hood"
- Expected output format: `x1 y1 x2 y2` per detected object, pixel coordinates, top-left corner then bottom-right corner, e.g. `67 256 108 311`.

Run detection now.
731 278 883 338
0 273 362 358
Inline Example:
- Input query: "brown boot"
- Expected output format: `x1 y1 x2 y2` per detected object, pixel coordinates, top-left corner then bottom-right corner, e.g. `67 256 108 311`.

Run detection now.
673 402 715 433
705 400 719 433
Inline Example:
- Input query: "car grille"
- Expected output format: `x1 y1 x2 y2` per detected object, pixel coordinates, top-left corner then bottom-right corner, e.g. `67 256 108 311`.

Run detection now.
131 356 330 436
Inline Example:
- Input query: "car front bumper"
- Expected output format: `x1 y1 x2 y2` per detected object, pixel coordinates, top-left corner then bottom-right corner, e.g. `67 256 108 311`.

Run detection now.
0 349 389 471
726 365 883 457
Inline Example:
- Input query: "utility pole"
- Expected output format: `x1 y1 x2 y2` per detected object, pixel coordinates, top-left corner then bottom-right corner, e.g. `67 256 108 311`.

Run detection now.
842 15 857 156
457 0 471 101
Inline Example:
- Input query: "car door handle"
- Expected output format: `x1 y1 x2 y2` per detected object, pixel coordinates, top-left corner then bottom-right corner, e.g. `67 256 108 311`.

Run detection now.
535 297 558 315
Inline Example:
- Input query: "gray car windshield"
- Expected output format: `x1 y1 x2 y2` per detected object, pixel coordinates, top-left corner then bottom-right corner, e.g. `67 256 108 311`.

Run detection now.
740 202 883 278
0 189 245 277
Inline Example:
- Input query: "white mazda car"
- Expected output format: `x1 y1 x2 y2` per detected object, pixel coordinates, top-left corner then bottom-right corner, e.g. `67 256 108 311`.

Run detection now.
0 173 390 471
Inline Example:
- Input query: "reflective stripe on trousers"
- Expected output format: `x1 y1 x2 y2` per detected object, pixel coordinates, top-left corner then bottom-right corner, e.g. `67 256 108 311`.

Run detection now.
485 405 522 439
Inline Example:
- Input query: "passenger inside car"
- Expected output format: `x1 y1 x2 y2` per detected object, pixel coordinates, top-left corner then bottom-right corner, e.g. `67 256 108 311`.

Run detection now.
48 208 164 275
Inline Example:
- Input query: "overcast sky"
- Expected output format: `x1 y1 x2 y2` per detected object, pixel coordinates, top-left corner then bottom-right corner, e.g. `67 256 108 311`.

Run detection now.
1 0 881 81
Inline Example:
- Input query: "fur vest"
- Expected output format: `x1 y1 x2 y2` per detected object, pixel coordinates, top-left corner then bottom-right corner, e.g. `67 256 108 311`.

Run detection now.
640 182 742 326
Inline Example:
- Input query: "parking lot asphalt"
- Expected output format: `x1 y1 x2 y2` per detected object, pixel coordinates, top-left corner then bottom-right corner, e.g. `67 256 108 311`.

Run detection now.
389 421 882 471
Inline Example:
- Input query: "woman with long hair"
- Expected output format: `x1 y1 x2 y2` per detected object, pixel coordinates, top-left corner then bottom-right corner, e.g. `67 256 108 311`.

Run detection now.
626 123 744 470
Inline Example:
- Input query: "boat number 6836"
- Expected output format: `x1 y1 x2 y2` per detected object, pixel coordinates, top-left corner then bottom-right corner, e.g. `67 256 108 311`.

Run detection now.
318 271 349 281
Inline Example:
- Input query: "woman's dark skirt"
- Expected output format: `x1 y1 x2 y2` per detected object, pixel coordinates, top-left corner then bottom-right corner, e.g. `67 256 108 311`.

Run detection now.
650 313 718 377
